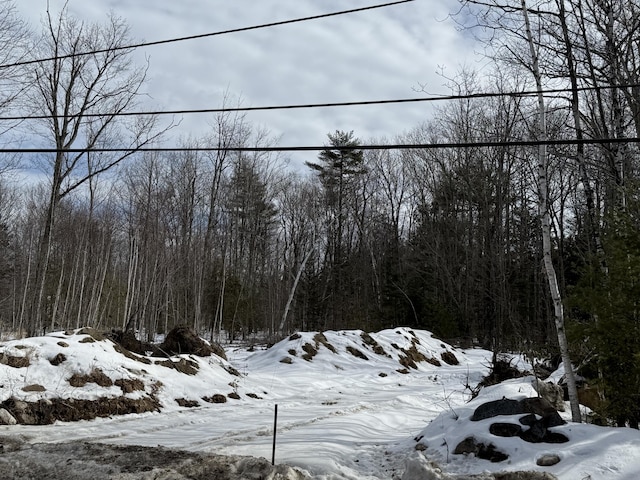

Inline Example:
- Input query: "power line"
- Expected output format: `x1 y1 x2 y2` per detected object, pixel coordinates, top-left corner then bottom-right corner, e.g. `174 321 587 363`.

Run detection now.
4 137 640 154
2 0 414 69
2 83 638 121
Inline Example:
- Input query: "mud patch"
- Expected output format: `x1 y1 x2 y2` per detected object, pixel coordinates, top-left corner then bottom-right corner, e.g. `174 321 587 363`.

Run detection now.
154 357 199 375
68 368 113 388
313 332 337 353
114 378 145 393
360 332 389 357
0 353 30 368
301 343 317 361
76 328 107 341
346 346 369 360
111 343 151 364
203 394 227 403
48 353 66 366
161 325 226 359
175 398 199 407
22 384 46 392
441 351 459 365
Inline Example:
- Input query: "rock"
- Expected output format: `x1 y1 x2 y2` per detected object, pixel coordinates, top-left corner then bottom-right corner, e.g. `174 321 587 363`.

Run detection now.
542 431 570 444
519 420 547 443
532 378 565 412
3 399 36 425
454 436 480 455
0 408 16 425
537 454 562 466
471 398 524 421
520 397 565 427
519 413 537 426
453 436 509 463
490 422 523 437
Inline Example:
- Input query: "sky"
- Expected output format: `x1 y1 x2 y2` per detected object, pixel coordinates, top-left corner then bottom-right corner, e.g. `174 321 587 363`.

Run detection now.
15 0 479 170
2 327 640 479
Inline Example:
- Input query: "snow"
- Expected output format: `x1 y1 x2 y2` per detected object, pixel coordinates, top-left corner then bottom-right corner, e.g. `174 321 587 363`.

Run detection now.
1 327 640 479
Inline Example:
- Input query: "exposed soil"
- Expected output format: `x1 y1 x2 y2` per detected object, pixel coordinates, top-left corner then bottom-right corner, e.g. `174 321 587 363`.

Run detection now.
1 395 161 425
0 438 309 480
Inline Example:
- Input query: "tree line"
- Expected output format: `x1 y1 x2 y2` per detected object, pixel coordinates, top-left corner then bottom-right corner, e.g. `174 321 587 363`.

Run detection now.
0 0 639 425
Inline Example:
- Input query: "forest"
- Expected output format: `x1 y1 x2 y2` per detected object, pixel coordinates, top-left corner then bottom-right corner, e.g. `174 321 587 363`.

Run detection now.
0 1 639 424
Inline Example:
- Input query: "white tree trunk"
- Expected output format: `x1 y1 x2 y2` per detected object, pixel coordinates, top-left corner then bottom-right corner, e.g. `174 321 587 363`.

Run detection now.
521 0 581 422
278 249 313 334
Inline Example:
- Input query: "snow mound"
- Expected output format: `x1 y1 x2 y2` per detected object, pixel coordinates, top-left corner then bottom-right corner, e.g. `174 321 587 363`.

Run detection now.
414 377 640 479
0 328 264 424
249 328 462 375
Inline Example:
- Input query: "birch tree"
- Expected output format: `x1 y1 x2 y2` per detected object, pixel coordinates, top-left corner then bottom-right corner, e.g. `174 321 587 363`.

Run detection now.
519 0 580 422
459 0 581 420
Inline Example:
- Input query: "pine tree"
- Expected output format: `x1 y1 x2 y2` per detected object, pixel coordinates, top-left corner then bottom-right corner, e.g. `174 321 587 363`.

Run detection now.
306 131 366 329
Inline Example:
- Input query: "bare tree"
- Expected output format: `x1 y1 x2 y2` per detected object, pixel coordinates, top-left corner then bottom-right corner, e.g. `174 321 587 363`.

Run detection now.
24 5 165 334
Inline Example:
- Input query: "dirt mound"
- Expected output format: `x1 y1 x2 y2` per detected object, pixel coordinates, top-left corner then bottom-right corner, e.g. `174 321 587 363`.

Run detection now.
108 330 159 356
0 394 161 425
160 325 227 359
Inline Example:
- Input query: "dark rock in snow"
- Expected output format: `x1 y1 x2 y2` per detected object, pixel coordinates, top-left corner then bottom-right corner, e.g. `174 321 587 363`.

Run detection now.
471 398 524 421
453 436 509 463
519 413 538 426
520 397 565 427
490 422 523 437
537 454 562 466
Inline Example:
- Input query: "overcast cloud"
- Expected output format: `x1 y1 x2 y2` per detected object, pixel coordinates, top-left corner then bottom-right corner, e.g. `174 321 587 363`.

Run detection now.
17 0 478 169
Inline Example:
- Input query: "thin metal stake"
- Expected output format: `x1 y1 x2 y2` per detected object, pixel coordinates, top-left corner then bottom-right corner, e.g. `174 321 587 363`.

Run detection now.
272 403 278 465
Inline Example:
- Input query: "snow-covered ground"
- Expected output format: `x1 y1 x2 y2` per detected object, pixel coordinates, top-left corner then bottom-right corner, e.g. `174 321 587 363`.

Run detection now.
1 327 640 479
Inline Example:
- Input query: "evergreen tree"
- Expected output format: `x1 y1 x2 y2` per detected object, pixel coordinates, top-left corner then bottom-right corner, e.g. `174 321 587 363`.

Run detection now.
306 131 366 329
570 202 640 427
